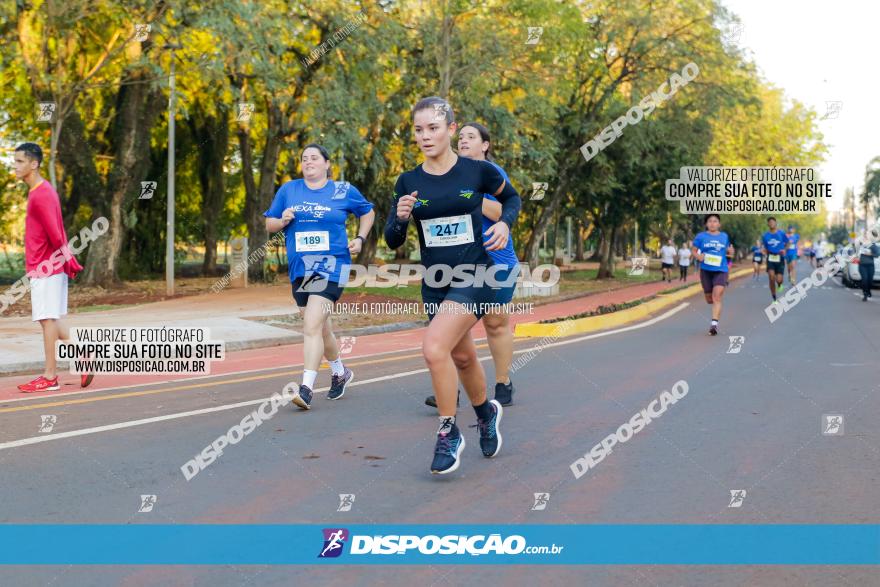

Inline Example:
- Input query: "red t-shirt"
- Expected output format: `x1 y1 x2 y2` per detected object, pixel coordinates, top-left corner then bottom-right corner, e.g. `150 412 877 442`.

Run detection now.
25 180 83 279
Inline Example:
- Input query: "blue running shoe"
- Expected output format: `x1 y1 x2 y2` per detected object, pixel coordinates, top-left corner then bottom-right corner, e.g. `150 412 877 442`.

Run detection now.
477 400 503 458
431 418 465 474
328 368 353 400
494 380 514 406
292 384 313 410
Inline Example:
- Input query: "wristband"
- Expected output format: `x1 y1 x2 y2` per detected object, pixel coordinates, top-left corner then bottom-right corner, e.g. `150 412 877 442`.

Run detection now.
354 235 366 243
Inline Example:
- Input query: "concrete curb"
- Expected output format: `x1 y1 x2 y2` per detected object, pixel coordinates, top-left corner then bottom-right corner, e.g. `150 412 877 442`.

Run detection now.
514 267 753 338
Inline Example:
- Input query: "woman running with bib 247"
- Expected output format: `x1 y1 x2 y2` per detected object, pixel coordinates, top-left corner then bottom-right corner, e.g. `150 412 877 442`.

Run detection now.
385 97 522 475
424 122 520 409
264 143 375 409
691 214 734 336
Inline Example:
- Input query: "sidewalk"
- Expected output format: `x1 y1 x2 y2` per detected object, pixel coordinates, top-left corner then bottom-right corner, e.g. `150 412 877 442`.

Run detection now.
0 271 708 394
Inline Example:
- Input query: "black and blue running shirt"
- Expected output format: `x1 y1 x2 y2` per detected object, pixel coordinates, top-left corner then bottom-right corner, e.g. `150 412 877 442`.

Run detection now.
384 156 521 269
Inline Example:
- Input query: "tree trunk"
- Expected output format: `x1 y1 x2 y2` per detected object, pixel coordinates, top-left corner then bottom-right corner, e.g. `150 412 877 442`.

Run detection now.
523 166 574 265
575 219 590 261
190 105 230 276
80 68 164 286
596 224 618 279
241 103 285 283
56 108 101 229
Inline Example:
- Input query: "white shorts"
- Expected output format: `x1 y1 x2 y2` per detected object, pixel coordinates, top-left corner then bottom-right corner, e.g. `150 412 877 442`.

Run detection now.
30 273 68 322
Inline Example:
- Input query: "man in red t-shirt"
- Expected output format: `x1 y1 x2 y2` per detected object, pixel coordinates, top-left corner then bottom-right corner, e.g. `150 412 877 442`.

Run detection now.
13 143 94 392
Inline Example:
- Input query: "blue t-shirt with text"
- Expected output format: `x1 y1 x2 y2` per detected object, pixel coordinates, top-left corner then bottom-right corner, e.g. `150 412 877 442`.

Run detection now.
264 179 373 285
693 231 730 272
786 233 800 257
762 230 788 255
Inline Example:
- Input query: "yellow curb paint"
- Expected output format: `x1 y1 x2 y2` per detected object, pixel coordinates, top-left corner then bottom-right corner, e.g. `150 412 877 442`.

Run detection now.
515 268 753 338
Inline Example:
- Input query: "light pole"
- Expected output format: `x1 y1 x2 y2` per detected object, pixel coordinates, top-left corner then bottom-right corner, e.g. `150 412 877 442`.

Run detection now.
165 43 181 297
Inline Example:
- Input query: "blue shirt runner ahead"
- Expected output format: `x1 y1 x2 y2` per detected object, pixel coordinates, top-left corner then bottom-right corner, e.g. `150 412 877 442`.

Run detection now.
481 161 518 267
264 179 374 285
693 231 730 273
751 245 763 262
761 230 788 260
786 233 800 259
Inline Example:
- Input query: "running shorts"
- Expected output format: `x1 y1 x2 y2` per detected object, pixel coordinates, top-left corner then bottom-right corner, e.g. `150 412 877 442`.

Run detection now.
490 263 520 306
699 268 728 293
30 273 68 321
291 277 344 307
421 280 496 321
661 262 674 269
766 256 785 274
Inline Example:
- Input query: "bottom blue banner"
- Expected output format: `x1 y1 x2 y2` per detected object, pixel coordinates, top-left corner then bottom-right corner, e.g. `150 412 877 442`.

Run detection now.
1 525 878 565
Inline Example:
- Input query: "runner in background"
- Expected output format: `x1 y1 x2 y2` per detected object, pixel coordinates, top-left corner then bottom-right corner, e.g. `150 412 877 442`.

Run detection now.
691 214 734 336
385 97 522 474
805 239 816 268
762 217 788 302
264 143 375 410
816 235 828 267
677 240 691 282
856 232 879 302
785 225 800 285
660 239 677 283
425 121 519 408
750 238 763 280
13 143 94 393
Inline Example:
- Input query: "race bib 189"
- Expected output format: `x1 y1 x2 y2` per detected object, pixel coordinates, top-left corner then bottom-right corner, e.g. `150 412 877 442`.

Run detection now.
295 231 330 252
703 253 723 267
420 215 474 247
768 254 781 263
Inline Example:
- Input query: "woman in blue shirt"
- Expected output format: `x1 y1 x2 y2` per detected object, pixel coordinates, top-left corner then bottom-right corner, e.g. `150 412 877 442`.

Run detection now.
264 143 375 410
691 214 734 336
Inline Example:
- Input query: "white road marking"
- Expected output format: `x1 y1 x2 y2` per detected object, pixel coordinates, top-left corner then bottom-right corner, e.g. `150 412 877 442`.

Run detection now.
0 303 690 451
0 343 425 405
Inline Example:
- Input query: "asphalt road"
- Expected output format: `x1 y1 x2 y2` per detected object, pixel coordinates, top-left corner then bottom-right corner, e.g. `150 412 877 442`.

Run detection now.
1 260 878 586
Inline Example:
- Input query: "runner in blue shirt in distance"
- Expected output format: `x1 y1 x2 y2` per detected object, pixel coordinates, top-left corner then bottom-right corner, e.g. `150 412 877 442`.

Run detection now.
761 216 788 302
692 214 735 336
751 239 763 281
785 225 800 286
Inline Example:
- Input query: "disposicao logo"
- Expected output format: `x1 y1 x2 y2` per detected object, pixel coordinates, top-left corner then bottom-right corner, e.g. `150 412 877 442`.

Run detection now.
318 528 349 558
415 198 429 208
459 189 474 199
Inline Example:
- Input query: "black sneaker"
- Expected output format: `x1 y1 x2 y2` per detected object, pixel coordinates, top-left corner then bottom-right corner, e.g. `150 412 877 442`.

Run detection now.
327 368 353 400
425 388 460 408
292 384 313 410
709 324 718 336
477 400 503 458
494 380 514 406
430 418 465 474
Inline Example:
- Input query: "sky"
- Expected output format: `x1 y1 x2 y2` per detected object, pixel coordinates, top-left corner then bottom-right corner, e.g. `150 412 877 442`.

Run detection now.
721 0 879 212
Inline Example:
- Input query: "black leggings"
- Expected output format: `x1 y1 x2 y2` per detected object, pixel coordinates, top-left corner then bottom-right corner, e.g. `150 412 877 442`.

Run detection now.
858 262 874 296
679 265 688 280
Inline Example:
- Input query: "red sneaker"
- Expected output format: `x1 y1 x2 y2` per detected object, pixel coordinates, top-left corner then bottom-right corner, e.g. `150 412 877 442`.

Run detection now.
80 373 95 388
18 376 61 393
